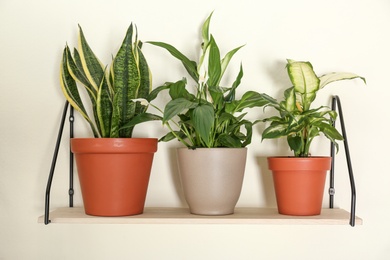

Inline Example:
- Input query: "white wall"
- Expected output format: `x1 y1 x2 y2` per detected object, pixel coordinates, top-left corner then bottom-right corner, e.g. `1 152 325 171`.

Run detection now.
1 0 389 259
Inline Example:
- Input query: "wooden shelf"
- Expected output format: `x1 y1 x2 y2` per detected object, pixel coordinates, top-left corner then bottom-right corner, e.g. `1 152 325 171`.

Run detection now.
38 207 362 225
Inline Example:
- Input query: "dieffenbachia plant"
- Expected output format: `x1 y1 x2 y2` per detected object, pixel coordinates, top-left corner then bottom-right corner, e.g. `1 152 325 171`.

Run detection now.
60 24 161 138
147 12 269 148
260 59 366 157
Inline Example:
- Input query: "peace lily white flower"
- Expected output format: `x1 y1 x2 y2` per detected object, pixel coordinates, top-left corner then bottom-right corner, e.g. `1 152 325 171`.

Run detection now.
131 98 149 107
197 47 209 88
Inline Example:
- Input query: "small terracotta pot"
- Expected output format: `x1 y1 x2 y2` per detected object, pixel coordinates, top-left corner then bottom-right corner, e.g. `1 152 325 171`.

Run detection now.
177 148 247 215
71 138 157 216
268 156 331 216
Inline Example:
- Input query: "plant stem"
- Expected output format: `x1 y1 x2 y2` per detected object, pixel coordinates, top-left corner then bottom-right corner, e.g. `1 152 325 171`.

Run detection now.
165 121 192 147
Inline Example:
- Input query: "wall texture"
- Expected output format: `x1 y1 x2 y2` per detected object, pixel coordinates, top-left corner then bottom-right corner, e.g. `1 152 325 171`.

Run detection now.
1 0 389 259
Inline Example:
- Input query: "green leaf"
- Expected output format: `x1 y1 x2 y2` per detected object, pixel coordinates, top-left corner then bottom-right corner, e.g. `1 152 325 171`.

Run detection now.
224 64 243 102
240 119 253 147
198 12 213 72
287 135 302 153
226 91 269 113
96 72 113 137
109 99 122 138
78 25 105 92
65 47 97 99
262 122 288 139
112 24 140 137
163 98 198 123
220 45 244 84
217 134 242 148
287 59 320 94
159 131 185 142
147 81 175 102
137 44 152 99
319 72 366 89
169 79 195 100
121 113 162 130
206 35 221 87
284 87 296 112
192 104 215 146
208 85 224 109
147 41 199 82
317 122 344 140
201 12 213 50
60 47 100 137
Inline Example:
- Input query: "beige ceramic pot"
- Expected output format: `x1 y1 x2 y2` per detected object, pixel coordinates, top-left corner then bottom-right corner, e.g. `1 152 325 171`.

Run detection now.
177 148 247 215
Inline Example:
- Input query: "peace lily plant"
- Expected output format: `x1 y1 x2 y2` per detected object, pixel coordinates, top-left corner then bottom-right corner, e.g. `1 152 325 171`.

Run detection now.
147 12 269 148
260 59 366 157
60 24 161 138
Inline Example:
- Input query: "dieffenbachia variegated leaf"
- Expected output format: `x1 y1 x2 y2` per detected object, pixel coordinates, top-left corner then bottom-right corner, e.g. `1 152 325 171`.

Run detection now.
319 72 366 89
287 59 320 94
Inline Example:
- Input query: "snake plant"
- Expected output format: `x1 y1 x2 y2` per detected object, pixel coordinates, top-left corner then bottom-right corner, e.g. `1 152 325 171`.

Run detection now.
60 24 161 138
147 12 269 148
260 59 366 157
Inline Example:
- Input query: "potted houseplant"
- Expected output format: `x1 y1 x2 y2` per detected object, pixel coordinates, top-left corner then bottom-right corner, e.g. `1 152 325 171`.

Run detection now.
147 12 269 215
259 59 365 216
59 24 161 216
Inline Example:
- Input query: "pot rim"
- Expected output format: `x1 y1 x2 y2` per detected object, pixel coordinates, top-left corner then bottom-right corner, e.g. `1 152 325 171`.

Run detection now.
71 137 158 140
267 156 331 159
71 138 158 154
267 156 331 171
177 147 247 151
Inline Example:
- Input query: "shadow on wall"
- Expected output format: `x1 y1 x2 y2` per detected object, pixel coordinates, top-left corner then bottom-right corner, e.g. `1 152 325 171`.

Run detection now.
167 147 188 207
265 59 292 97
256 156 277 207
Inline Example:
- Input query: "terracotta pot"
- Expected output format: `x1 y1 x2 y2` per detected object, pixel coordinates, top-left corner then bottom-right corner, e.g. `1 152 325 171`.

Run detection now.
268 156 331 216
177 148 247 215
71 138 157 216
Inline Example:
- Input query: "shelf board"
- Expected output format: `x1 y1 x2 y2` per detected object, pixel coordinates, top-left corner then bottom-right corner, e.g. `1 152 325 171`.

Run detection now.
38 207 362 225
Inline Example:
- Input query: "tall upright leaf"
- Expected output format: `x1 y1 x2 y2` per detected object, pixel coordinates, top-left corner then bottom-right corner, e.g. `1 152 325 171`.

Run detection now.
192 104 215 146
219 45 244 85
77 25 105 92
96 72 113 137
206 36 221 87
65 47 96 99
112 24 141 137
59 24 157 138
60 48 99 137
201 12 213 50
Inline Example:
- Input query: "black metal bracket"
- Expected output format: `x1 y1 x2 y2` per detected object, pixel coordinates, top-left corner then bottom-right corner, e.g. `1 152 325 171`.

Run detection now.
329 95 357 227
44 101 74 225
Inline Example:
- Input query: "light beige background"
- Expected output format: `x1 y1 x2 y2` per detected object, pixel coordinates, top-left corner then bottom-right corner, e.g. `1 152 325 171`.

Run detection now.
1 0 389 259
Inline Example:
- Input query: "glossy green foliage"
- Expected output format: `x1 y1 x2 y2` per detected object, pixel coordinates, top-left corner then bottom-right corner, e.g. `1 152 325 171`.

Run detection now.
148 13 269 148
260 59 366 157
60 24 161 138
